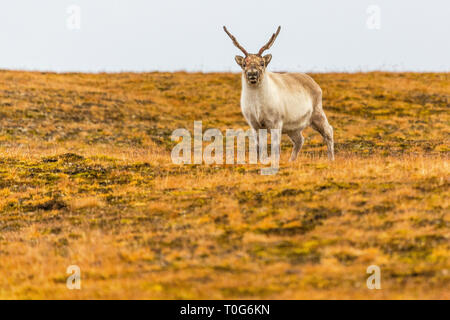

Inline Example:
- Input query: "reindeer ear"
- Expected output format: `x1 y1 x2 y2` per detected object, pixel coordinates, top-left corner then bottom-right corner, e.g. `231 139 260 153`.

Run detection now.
263 54 272 66
235 56 245 67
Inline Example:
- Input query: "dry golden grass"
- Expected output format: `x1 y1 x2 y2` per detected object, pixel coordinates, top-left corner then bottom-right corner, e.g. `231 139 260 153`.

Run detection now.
0 70 448 299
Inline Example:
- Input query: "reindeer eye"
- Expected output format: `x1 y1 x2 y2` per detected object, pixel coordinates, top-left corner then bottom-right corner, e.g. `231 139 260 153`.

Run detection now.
260 61 265 66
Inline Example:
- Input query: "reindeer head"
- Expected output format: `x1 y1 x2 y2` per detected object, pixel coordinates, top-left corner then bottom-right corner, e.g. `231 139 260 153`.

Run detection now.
224 26 281 85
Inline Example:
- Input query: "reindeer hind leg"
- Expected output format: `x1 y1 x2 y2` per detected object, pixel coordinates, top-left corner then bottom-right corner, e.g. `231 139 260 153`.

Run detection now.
287 129 304 162
311 109 335 161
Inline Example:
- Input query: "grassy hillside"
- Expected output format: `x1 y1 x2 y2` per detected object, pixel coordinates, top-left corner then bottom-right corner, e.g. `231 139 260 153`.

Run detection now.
0 70 448 299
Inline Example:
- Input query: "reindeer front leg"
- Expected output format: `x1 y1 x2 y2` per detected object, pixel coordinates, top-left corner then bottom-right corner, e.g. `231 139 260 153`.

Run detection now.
243 116 261 160
259 120 282 175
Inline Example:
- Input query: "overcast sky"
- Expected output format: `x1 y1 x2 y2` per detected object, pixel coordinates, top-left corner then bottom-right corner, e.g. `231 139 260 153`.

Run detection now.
0 0 448 72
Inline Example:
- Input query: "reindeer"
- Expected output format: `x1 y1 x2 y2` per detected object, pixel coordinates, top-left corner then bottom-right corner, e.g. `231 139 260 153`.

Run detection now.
223 26 335 161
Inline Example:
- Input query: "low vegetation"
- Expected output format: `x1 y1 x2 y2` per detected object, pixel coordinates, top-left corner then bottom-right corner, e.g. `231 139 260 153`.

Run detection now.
0 70 448 299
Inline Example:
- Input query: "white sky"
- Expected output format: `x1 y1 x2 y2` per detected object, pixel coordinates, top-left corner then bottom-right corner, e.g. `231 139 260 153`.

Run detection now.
0 0 449 72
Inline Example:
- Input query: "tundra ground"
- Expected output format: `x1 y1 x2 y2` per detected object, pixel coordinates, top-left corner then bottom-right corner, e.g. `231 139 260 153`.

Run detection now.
0 71 448 299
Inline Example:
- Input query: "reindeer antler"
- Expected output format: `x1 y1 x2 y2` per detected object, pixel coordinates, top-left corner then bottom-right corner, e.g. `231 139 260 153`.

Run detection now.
258 26 281 56
223 26 248 56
